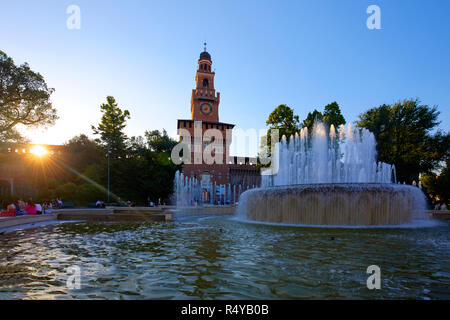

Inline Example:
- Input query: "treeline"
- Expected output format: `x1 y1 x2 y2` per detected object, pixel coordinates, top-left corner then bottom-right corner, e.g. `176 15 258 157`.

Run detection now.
264 99 450 206
0 98 179 206
49 96 179 205
1 50 181 205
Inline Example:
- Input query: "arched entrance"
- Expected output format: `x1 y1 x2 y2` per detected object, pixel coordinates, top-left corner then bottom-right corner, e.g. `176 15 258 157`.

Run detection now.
200 172 211 204
202 189 209 203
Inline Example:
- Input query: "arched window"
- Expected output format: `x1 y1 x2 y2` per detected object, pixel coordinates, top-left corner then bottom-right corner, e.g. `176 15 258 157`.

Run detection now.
203 78 209 88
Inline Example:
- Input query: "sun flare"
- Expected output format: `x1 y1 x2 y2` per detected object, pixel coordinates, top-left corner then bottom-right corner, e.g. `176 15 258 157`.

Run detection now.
31 145 48 157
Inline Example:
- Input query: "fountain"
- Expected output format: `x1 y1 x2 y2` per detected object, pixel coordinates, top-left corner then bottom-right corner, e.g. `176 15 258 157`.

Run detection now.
173 171 203 207
173 171 244 206
239 122 427 226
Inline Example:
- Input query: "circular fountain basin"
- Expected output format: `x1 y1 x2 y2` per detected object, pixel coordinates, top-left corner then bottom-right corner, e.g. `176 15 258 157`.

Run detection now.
238 183 426 226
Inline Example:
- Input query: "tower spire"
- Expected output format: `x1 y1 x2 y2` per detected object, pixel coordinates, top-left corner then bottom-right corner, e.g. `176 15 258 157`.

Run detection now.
204 42 207 52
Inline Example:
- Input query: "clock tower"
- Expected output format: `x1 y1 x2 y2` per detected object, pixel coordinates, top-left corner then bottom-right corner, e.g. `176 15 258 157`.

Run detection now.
176 45 260 204
191 44 220 122
177 44 235 182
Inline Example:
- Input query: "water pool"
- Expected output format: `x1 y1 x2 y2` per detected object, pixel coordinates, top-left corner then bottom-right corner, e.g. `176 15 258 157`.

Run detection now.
0 216 449 299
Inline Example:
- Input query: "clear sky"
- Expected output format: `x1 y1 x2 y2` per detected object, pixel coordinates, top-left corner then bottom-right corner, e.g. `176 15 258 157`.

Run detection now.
1 0 449 156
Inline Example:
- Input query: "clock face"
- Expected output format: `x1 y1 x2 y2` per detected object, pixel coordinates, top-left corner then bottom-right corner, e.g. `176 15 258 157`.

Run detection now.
200 103 212 115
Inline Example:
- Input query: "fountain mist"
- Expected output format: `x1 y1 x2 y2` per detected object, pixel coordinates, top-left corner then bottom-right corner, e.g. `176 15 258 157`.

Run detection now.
262 122 394 187
240 122 427 226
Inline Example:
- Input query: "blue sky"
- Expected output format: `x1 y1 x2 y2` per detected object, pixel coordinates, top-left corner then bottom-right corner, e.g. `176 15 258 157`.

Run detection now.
1 0 449 156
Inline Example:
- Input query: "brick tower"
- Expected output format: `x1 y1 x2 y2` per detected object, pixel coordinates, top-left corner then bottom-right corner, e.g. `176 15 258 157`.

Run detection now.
190 44 220 122
177 45 260 203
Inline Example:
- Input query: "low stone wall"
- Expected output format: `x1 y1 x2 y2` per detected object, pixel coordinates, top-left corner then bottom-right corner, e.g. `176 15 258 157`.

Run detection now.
57 212 166 222
107 207 163 214
56 207 168 222
54 208 113 215
172 205 237 218
429 210 450 220
3 207 444 232
0 214 57 231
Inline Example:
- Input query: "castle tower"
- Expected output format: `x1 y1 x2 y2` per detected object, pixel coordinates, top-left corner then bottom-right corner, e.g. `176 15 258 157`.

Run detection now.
176 45 260 203
191 44 220 122
178 45 235 172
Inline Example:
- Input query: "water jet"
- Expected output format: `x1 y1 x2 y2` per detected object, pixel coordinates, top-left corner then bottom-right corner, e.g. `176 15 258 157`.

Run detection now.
239 122 427 226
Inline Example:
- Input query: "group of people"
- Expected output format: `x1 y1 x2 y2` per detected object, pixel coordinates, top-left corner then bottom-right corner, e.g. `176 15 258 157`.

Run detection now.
147 197 163 207
0 198 63 217
434 202 448 210
127 200 137 207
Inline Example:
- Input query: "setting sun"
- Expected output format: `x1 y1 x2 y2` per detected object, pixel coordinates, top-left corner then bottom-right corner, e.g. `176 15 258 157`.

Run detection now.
30 145 48 157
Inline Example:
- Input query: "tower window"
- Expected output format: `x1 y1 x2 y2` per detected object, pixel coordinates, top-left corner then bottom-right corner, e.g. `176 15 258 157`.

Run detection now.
203 78 209 88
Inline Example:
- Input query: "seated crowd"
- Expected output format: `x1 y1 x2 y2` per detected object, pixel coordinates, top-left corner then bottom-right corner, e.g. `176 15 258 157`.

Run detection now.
0 198 63 217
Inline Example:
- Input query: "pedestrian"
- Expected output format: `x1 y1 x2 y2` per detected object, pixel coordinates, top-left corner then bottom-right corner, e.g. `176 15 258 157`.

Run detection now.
35 202 43 215
25 199 37 215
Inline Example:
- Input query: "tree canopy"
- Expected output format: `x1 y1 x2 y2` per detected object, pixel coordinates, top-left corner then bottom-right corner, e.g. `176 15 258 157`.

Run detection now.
0 50 58 142
64 134 103 172
23 111 179 205
266 104 300 144
4 96 181 206
91 96 130 159
145 129 178 153
262 102 346 156
323 101 346 128
301 102 346 131
301 109 323 132
356 98 449 183
420 163 450 207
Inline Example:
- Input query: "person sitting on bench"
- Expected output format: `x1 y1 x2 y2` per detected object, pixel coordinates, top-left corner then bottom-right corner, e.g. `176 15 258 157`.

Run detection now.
0 201 16 217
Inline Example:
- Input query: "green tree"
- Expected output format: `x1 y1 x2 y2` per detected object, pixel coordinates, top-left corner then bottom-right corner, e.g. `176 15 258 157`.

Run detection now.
302 109 323 131
266 104 300 147
91 96 130 202
420 161 450 207
357 98 449 183
64 134 103 172
323 101 346 128
0 50 58 142
435 161 450 206
145 129 178 153
91 96 130 159
420 173 438 205
128 135 146 154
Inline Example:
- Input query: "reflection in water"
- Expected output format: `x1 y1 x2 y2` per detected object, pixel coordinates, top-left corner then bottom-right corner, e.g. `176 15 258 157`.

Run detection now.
0 218 449 299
